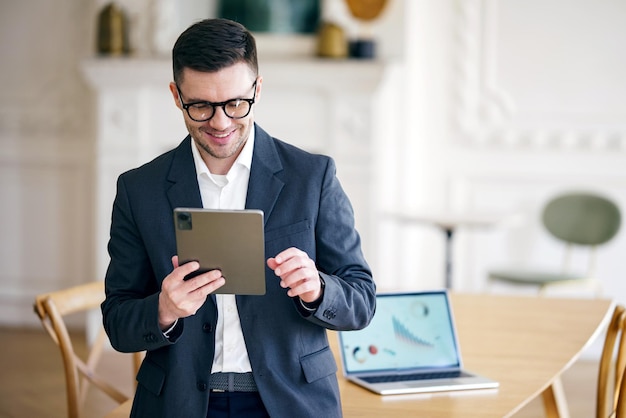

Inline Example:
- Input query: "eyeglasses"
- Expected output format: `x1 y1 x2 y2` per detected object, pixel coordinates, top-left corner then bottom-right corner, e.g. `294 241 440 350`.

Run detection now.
176 80 257 122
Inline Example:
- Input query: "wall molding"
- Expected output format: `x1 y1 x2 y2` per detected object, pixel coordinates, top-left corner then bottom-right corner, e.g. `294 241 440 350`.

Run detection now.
452 0 626 151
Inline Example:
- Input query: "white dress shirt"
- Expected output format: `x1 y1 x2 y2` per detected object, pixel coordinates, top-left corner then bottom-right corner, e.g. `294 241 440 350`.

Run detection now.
190 130 255 373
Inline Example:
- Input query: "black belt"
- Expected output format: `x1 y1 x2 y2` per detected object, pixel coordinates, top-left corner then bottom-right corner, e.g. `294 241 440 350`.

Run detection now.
209 372 258 392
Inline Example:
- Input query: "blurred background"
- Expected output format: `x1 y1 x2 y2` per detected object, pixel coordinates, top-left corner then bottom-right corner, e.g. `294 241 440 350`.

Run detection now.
2 0 626 332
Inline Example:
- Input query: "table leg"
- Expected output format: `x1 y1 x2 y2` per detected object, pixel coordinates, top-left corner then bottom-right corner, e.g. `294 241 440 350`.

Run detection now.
541 377 570 418
444 228 454 289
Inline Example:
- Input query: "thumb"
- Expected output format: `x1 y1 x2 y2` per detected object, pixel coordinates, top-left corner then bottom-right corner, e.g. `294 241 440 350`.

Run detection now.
266 257 278 270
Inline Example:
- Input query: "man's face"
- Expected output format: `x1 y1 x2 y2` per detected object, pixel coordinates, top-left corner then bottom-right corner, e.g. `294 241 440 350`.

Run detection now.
170 62 261 174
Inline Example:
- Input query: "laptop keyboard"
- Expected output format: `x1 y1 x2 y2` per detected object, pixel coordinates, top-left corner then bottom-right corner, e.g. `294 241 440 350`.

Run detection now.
362 370 463 384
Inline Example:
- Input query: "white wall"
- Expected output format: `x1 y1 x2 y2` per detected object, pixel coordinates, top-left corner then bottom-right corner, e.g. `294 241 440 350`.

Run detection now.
0 1 97 325
393 0 626 299
2 0 626 329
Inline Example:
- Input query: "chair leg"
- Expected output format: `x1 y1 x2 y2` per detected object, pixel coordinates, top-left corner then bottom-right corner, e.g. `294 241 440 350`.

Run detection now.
541 377 570 418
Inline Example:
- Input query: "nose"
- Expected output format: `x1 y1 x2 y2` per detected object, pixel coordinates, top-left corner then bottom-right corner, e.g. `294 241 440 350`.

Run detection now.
207 106 231 130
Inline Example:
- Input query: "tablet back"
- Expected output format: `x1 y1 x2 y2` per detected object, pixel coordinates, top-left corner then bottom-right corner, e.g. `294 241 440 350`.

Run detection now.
174 208 266 295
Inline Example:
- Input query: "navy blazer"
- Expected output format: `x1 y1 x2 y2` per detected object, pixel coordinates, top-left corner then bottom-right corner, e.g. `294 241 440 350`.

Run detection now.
102 125 376 418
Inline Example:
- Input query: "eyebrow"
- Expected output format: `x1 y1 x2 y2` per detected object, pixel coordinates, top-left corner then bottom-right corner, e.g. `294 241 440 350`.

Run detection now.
184 94 245 105
179 81 256 104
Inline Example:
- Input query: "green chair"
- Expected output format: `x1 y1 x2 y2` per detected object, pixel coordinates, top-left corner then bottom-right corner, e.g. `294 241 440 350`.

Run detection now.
488 191 621 295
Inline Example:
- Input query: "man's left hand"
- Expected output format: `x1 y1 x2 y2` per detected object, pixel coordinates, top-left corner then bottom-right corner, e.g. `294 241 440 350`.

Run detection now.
267 247 323 304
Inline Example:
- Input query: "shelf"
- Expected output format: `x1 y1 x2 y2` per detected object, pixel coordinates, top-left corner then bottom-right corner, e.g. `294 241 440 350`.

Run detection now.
81 56 398 92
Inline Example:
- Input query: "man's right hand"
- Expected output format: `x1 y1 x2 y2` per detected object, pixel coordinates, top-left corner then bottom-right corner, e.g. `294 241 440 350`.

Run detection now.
158 255 225 330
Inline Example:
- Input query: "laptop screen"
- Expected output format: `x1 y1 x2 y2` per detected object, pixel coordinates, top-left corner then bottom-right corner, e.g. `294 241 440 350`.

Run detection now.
339 291 462 374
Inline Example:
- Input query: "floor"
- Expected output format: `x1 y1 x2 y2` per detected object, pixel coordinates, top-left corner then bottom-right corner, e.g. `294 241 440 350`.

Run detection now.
0 327 135 418
0 327 598 418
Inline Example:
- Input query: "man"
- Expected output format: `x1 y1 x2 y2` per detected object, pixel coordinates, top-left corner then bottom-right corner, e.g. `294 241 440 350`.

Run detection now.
101 18 376 418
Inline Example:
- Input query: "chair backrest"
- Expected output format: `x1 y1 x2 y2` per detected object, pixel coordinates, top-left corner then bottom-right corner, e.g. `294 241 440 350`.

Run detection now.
34 281 143 418
598 304 626 418
543 192 621 246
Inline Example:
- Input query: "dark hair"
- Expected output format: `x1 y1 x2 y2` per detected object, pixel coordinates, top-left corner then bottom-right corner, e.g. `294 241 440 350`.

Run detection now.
172 18 258 85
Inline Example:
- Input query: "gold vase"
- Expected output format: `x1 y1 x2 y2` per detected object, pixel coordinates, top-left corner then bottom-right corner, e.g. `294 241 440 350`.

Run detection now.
97 2 129 55
317 22 348 59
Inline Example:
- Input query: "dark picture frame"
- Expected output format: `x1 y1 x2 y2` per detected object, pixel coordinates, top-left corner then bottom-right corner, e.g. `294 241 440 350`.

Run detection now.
218 0 321 34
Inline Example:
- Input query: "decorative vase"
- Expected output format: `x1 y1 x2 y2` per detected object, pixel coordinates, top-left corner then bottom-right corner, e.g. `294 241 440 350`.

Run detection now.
343 0 388 59
97 2 130 56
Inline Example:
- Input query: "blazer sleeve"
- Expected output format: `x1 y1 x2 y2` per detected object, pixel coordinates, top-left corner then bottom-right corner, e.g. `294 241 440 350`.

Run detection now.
300 157 376 331
101 174 176 353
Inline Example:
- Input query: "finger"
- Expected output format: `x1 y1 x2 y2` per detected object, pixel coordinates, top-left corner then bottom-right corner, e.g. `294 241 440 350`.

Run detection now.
279 266 311 290
267 257 279 270
272 247 304 265
171 260 200 282
171 271 225 314
187 269 223 290
197 275 226 295
171 255 180 269
161 261 197 291
275 257 311 278
286 275 320 298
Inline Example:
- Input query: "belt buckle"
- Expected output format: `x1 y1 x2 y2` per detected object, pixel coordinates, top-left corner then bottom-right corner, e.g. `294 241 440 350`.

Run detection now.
211 388 226 393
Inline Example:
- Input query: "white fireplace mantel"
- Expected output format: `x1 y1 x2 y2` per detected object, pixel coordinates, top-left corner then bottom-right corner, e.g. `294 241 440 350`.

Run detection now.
81 56 393 92
82 56 403 285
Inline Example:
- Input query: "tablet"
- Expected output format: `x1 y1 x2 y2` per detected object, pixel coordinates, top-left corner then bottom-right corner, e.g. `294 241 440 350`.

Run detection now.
173 208 266 295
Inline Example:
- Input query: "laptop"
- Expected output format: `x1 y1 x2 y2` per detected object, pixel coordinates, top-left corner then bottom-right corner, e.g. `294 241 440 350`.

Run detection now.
338 290 499 395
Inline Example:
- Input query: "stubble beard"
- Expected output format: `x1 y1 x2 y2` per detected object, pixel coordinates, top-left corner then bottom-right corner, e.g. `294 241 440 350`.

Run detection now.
189 122 250 162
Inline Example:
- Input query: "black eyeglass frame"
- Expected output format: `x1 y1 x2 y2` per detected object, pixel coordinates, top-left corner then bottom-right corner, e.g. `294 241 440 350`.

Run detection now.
176 80 257 122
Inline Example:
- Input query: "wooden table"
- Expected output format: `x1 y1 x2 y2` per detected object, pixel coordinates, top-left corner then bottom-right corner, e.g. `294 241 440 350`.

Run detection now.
106 293 614 418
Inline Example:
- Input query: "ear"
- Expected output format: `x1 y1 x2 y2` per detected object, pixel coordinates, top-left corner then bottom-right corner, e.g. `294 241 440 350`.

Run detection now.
169 82 182 109
255 76 263 103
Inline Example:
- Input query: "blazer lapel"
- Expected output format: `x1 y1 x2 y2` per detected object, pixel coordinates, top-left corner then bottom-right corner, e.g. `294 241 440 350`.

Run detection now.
166 129 284 219
166 136 216 307
166 136 203 210
239 126 284 315
245 125 284 225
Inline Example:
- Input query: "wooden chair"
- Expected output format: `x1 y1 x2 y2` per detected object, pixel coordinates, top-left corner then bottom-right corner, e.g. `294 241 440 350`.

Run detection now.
598 304 626 418
616 364 626 418
489 191 621 296
34 281 143 418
